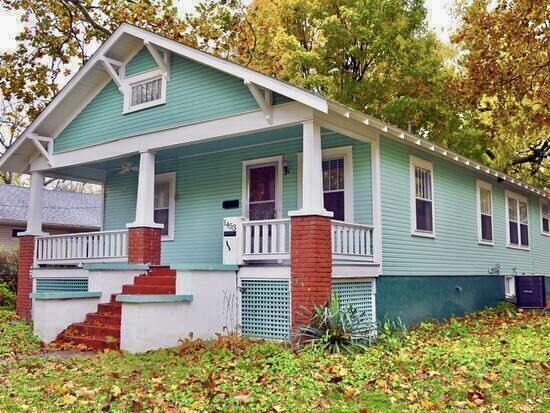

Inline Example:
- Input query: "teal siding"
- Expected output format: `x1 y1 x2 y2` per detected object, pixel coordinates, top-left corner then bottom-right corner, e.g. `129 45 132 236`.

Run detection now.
376 276 504 326
103 128 371 264
380 136 550 277
54 48 294 153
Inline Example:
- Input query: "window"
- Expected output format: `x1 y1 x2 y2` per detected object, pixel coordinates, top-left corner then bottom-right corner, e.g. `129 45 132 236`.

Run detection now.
123 69 167 113
154 173 176 240
541 198 550 235
323 157 345 221
477 180 493 244
297 146 353 221
504 275 515 298
506 191 529 249
11 229 24 238
410 156 434 236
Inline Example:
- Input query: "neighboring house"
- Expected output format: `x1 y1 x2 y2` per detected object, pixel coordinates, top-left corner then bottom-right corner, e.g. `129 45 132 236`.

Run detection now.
0 184 101 250
0 24 548 352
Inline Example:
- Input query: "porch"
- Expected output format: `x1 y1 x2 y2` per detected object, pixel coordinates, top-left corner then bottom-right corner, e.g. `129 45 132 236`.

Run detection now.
32 218 375 266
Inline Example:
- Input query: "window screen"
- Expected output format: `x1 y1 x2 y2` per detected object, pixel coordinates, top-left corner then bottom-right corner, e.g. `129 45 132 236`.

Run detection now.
508 196 528 247
154 181 170 236
541 200 550 234
414 165 433 232
131 77 162 107
479 186 493 242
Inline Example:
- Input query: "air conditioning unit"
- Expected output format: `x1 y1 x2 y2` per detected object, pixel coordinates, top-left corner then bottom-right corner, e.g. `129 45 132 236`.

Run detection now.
515 275 546 309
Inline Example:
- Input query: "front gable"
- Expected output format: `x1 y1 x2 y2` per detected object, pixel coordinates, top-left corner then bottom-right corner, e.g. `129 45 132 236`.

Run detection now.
54 48 290 153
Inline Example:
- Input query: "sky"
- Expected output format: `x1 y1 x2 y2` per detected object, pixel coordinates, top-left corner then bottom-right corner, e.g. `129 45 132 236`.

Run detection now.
0 1 456 52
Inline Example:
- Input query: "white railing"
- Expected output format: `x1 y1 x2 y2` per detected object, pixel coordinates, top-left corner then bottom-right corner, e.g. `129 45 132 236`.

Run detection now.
331 220 375 262
242 219 291 261
35 230 128 265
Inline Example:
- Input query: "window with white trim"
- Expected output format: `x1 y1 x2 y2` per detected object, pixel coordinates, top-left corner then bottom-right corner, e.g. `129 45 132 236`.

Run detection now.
477 181 493 243
154 173 176 240
506 192 529 248
323 157 345 221
410 157 434 236
123 69 167 113
541 198 550 235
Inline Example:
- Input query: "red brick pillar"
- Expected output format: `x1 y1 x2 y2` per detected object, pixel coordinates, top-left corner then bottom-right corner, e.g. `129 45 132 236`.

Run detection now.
127 227 161 265
16 236 35 319
290 215 332 333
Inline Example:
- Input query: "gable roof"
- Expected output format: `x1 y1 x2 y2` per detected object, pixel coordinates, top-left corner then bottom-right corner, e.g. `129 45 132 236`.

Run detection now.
0 184 101 229
0 23 548 200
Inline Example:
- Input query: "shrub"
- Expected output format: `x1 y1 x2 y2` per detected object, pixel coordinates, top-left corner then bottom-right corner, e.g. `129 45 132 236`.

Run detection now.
0 247 18 292
296 294 377 354
0 282 16 310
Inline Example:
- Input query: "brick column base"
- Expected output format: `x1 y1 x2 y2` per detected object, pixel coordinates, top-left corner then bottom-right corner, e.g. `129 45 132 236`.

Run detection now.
128 227 161 265
16 235 35 320
290 215 332 334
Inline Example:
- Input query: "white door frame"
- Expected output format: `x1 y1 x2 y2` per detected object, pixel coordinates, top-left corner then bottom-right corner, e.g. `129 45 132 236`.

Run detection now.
242 156 283 220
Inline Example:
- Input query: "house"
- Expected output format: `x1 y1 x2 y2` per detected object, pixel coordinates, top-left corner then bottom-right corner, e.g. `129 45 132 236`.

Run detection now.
0 24 548 352
0 184 101 250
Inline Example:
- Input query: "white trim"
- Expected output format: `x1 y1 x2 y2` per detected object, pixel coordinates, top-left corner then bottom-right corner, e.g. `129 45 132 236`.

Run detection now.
244 81 273 124
242 156 283 220
476 179 494 245
123 70 167 114
504 275 516 298
410 156 435 238
155 172 176 241
144 41 170 79
540 197 550 237
297 146 354 221
505 190 530 251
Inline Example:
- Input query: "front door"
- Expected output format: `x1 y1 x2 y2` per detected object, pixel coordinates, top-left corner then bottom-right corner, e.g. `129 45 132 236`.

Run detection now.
247 163 278 220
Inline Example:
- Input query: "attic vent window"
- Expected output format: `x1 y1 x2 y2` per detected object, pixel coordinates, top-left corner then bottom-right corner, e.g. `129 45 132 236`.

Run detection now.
123 70 167 113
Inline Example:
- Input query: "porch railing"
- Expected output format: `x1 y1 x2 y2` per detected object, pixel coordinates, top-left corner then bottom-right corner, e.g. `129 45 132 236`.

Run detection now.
242 219 291 261
34 230 128 265
331 220 374 261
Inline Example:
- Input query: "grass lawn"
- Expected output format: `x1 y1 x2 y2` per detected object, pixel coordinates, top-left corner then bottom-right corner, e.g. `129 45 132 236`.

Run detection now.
0 306 548 412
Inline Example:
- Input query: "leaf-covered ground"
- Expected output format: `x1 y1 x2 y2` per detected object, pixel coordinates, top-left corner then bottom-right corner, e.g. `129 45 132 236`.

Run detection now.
0 307 548 412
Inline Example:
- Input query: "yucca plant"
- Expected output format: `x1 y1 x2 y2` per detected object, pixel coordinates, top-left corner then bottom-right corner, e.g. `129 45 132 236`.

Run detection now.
296 294 377 354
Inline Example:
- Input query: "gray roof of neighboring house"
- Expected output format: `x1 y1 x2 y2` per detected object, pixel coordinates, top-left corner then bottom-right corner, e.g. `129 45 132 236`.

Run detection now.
0 184 101 228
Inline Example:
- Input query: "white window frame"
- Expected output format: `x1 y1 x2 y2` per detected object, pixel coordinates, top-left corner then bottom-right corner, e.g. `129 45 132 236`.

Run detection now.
410 156 435 238
540 198 550 237
504 275 516 298
505 190 529 250
476 180 494 245
154 172 176 241
297 146 354 222
242 156 283 220
123 68 167 114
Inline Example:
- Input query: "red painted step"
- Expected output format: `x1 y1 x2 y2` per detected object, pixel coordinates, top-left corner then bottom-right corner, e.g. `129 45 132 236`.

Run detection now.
134 275 175 286
58 334 119 351
121 284 175 294
98 303 122 316
70 323 120 340
85 313 121 327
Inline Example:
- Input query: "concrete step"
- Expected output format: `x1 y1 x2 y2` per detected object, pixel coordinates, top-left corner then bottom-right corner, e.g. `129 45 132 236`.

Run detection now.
121 284 175 295
97 303 121 316
71 323 120 340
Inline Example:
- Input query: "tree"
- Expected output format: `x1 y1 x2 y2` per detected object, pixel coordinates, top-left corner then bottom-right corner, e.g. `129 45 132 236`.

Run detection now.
452 0 549 188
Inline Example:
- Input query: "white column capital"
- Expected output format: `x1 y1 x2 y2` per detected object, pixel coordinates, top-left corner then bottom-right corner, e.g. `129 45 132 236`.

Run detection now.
127 150 164 229
289 120 333 218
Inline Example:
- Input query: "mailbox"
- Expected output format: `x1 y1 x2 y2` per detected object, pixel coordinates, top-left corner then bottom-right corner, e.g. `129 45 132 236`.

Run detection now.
223 216 243 265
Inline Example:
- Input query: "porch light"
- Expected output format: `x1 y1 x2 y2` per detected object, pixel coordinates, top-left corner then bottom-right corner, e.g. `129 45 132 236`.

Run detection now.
283 160 290 176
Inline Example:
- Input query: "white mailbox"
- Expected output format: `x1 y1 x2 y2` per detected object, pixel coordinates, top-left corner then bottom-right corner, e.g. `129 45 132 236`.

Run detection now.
223 216 243 265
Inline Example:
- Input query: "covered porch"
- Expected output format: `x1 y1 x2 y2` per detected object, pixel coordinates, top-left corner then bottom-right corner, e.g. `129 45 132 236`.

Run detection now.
28 121 380 269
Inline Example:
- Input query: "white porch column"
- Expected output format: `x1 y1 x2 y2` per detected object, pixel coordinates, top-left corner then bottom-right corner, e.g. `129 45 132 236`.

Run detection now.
127 150 163 229
289 120 332 217
21 171 47 236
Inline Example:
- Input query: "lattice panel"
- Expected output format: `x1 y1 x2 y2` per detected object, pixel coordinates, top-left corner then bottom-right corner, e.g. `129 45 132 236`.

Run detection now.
241 280 290 340
332 280 376 324
35 278 88 293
